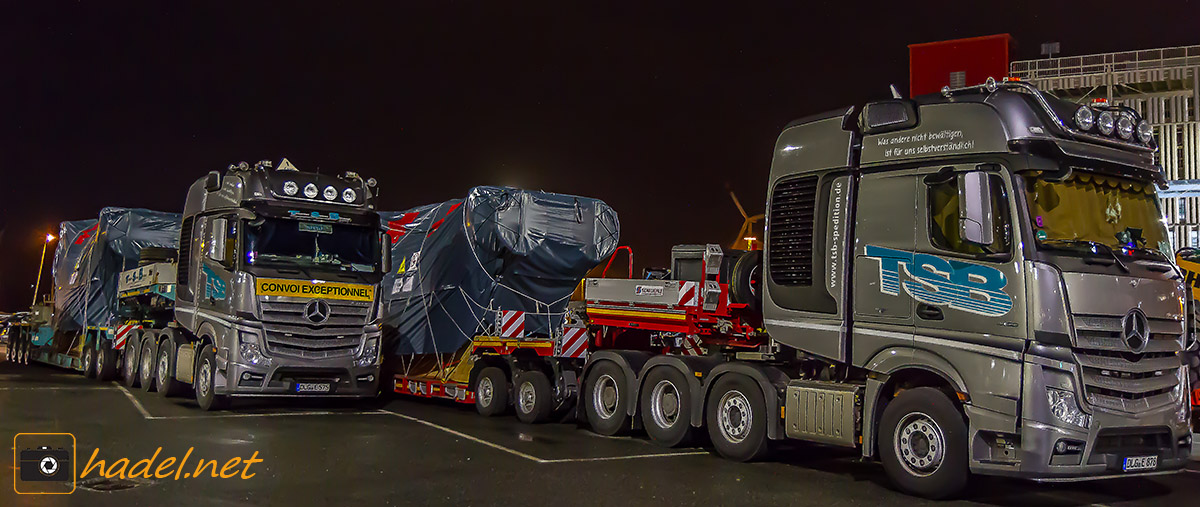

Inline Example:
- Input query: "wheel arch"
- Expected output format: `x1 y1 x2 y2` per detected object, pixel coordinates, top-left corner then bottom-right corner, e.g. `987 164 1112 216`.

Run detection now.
862 347 968 459
581 350 653 418
702 362 790 440
638 354 723 428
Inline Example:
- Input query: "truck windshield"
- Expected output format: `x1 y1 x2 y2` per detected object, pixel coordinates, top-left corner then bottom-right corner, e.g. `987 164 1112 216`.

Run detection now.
244 217 379 273
1021 171 1170 259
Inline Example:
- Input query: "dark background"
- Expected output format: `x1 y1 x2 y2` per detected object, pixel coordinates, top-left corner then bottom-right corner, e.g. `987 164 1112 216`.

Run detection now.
2 1 1195 312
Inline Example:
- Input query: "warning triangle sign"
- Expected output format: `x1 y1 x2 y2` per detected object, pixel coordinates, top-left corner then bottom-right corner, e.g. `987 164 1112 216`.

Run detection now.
278 158 299 172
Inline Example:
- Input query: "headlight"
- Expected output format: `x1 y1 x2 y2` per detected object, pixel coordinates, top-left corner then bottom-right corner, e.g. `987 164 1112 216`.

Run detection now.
355 338 379 367
1137 120 1154 144
1116 114 1135 140
323 185 337 200
240 342 268 366
342 188 357 203
304 183 319 199
1074 106 1095 131
1097 111 1115 136
283 181 298 196
1047 387 1091 429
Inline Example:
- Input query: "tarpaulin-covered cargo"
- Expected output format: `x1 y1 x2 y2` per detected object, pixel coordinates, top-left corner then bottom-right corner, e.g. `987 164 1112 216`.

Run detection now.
52 207 181 331
382 186 619 359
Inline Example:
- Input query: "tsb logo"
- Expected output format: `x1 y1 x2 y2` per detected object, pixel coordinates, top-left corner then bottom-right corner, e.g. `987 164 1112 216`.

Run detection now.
865 245 1013 317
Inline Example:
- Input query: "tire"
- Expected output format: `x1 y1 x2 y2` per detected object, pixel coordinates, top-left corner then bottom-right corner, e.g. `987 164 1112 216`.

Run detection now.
640 366 694 447
730 250 763 312
139 335 158 392
122 333 141 388
582 361 630 436
474 367 509 417
706 374 770 462
96 342 119 381
83 345 97 378
155 334 186 397
513 370 554 424
194 345 229 411
877 387 969 500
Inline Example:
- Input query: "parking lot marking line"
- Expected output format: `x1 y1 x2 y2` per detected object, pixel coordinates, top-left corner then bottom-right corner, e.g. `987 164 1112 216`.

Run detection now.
116 384 154 419
146 410 391 420
0 386 114 390
1186 469 1199 474
539 451 710 463
380 409 545 462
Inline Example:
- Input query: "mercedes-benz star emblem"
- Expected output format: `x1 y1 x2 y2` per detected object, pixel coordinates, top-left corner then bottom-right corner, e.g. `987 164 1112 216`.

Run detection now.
304 300 331 324
1121 308 1149 354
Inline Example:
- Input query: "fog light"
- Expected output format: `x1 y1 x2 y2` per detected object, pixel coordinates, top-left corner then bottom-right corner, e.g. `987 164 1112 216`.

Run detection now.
1053 439 1084 455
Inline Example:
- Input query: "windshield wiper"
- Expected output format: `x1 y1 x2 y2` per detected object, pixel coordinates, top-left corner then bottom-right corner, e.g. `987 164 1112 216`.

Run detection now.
1041 239 1129 273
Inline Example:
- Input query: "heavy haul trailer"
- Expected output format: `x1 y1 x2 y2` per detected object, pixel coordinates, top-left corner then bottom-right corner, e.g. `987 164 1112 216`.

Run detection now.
112 159 390 410
383 187 619 423
574 79 1194 498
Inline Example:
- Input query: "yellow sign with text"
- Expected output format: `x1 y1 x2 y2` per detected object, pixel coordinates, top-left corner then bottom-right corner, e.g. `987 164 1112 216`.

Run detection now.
255 278 374 302
1176 256 1200 300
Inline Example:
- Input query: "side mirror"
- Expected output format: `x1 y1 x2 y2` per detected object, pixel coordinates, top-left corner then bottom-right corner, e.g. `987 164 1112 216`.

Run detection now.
210 218 227 262
958 171 994 246
205 171 222 192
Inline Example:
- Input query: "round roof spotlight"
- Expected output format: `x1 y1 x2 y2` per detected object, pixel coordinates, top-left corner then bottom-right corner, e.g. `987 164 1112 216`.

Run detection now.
367 177 377 188
1074 106 1095 131
304 183 319 199
1137 120 1154 144
323 185 337 201
1097 111 1116 136
283 181 298 196
1116 114 1135 140
342 188 357 203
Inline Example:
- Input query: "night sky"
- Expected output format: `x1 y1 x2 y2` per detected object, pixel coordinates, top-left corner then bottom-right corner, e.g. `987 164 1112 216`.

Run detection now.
2 1 1195 311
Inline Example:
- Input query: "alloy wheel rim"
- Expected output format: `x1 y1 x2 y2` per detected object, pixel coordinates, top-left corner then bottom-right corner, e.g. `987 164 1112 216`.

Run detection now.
519 381 536 414
478 377 493 407
198 360 211 397
593 374 619 419
158 351 169 385
141 345 154 382
718 389 751 443
650 379 681 428
894 412 945 477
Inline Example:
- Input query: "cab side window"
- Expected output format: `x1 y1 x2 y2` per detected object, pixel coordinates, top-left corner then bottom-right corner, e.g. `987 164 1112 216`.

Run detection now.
927 173 1010 255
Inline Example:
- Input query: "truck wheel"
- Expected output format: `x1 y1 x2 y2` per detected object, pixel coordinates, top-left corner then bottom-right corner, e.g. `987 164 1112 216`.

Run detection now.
96 343 119 381
730 250 763 312
195 345 229 411
83 345 97 378
122 334 141 388
706 374 770 462
878 387 968 499
640 366 694 447
156 336 186 397
514 370 554 424
139 336 157 392
474 367 509 417
583 361 630 435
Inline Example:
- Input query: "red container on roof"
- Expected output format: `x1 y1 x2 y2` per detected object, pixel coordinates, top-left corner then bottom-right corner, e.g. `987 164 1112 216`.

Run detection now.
908 34 1015 97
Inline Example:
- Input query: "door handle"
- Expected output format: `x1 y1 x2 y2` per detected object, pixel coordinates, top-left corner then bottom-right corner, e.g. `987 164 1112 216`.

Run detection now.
916 304 944 321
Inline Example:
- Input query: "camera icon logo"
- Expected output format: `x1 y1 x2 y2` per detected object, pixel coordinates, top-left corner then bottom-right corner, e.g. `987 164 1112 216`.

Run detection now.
13 433 76 495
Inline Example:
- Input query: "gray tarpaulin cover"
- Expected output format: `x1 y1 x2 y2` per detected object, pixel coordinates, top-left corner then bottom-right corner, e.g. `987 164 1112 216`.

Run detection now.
381 186 619 357
52 207 180 331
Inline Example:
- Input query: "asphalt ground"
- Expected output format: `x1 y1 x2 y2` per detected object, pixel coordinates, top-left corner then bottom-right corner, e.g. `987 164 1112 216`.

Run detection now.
1 345 1198 506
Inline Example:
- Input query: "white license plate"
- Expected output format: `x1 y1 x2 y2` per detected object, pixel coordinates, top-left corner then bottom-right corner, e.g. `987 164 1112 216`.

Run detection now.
1122 455 1158 472
295 382 331 393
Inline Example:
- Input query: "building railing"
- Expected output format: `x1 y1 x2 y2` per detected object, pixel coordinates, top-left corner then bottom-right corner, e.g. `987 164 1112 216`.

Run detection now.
1010 45 1200 79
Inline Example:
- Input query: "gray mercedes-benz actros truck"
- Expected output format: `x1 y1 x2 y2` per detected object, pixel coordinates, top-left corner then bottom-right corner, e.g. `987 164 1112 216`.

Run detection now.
118 159 388 410
574 79 1192 498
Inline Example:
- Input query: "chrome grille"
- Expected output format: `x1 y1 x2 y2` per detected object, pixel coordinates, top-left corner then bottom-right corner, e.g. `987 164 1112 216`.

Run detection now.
1071 314 1183 413
259 298 370 359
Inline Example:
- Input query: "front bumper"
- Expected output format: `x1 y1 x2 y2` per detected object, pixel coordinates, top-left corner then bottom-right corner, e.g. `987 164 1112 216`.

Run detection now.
216 323 381 398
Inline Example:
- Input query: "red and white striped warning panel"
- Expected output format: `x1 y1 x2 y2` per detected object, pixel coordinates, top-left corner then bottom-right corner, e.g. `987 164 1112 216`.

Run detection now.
678 334 707 356
113 324 141 350
559 327 589 359
498 310 526 338
677 281 699 307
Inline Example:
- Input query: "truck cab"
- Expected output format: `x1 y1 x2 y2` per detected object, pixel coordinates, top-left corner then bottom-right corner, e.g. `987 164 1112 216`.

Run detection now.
763 80 1192 493
159 159 387 408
